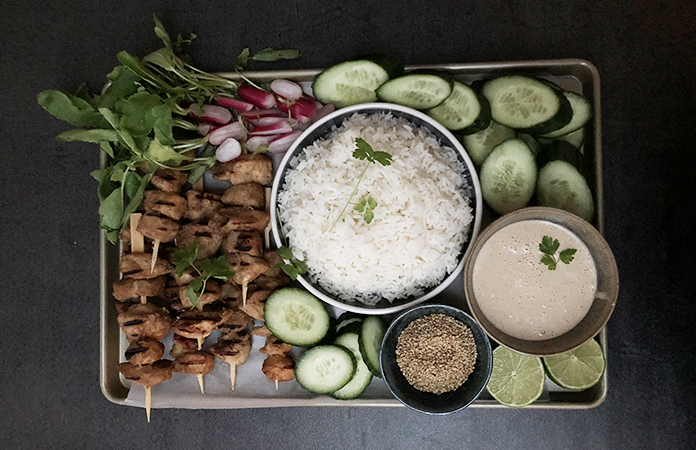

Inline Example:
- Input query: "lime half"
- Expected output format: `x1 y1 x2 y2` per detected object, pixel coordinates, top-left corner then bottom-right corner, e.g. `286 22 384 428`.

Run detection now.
487 346 545 407
543 339 605 390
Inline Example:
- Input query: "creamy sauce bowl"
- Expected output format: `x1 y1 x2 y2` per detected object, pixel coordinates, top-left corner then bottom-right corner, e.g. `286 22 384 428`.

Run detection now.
464 207 619 356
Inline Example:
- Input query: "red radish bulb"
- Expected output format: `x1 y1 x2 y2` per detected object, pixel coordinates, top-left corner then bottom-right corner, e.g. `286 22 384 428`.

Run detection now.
270 79 303 101
215 96 254 112
242 108 284 120
256 116 290 127
268 131 303 154
246 135 274 152
289 98 317 122
188 104 232 124
312 104 335 122
216 138 242 162
237 83 276 109
249 121 293 136
209 122 247 145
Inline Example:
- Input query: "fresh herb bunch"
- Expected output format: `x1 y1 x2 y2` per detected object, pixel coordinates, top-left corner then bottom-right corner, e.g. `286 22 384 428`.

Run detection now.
275 246 308 280
329 138 392 231
539 236 577 270
172 241 235 308
37 15 300 243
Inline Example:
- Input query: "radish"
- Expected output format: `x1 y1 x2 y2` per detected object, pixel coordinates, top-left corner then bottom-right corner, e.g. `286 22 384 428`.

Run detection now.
249 121 293 136
256 116 291 127
270 79 303 101
209 122 247 145
215 138 242 162
215 96 254 112
268 131 303 154
198 122 215 135
188 104 232 124
237 83 276 109
246 135 274 152
290 98 317 122
303 95 324 111
312 104 335 122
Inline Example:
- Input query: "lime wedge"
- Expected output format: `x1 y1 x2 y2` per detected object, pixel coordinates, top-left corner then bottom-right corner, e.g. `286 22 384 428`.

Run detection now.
543 339 605 390
487 346 545 407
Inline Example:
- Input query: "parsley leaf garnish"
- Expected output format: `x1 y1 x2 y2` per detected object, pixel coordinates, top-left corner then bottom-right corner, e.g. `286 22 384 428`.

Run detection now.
539 235 577 271
172 241 234 308
329 139 391 231
275 246 308 280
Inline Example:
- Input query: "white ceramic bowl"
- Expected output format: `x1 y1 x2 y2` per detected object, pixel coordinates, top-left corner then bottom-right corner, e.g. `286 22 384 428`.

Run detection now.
270 103 482 315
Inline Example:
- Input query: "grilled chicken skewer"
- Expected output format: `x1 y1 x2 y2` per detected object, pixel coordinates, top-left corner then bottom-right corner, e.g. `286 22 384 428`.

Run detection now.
138 188 187 273
210 329 252 390
129 214 147 304
260 334 295 389
170 335 215 394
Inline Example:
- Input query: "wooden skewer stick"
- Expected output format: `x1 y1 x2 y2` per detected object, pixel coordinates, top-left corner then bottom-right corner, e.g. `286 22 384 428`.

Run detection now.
197 336 204 350
242 282 248 308
264 187 272 249
275 379 279 390
145 386 152 423
129 214 147 305
230 364 236 391
150 239 161 273
197 374 205 394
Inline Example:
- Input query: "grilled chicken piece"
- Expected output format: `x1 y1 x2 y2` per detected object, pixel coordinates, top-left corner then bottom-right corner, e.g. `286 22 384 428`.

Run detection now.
251 325 273 337
221 183 265 209
125 338 165 366
174 266 197 286
151 168 188 193
172 351 215 376
217 308 253 335
220 282 243 307
117 303 172 341
217 207 270 233
143 191 187 221
227 253 270 286
252 251 292 290
119 253 173 279
262 355 295 382
170 334 200 358
210 330 252 366
137 212 180 242
222 231 263 257
185 190 223 221
112 276 166 301
176 222 223 260
172 310 228 341
260 335 292 356
118 360 174 387
179 280 221 309
239 289 273 320
210 154 273 185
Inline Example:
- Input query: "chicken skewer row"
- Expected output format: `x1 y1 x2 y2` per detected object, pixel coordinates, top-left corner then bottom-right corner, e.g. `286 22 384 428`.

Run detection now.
210 329 252 391
260 334 295 390
170 335 215 394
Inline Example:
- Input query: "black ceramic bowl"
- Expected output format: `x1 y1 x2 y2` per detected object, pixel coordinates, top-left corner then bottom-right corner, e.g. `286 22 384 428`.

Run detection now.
380 304 492 414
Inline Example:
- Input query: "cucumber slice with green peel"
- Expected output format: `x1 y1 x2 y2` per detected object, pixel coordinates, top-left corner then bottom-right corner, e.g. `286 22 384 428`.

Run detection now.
536 141 594 222
263 288 330 347
312 59 394 108
376 73 453 109
427 81 490 132
295 345 356 393
335 312 363 336
331 332 373 400
482 76 572 135
480 139 537 215
516 132 542 156
461 120 516 166
539 92 592 139
538 127 585 149
358 316 387 377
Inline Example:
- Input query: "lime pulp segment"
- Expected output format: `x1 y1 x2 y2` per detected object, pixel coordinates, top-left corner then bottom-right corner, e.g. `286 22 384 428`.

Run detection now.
487 345 545 407
543 339 605 390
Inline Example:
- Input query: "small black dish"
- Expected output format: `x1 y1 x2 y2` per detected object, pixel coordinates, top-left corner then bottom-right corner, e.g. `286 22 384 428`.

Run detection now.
380 304 493 414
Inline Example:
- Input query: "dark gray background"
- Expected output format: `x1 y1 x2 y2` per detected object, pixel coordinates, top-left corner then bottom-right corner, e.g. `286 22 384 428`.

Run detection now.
1 1 694 448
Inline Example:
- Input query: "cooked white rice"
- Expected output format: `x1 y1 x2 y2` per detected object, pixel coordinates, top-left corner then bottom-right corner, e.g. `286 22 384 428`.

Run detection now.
278 113 473 304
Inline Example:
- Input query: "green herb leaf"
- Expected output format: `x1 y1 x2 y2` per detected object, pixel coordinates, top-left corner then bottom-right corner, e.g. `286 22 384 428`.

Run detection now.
99 187 124 232
56 129 120 144
199 256 234 281
354 198 366 213
353 137 373 161
234 48 250 71
37 90 111 128
99 141 115 158
367 197 377 209
540 254 557 270
250 48 301 62
152 14 172 49
186 279 203 307
559 248 577 265
363 209 374 224
539 236 560 255
98 66 141 108
275 246 294 261
172 240 199 277
372 151 392 166
146 139 192 163
120 172 153 229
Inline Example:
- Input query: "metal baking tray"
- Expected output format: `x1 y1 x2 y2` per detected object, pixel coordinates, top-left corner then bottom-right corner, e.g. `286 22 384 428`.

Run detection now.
101 59 606 409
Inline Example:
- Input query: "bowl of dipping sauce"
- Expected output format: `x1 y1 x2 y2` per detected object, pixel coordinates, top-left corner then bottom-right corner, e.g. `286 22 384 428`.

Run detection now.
464 207 619 356
380 304 493 414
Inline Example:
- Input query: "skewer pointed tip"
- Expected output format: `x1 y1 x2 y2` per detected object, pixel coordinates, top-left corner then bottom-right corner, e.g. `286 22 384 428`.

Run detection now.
150 239 161 273
275 379 279 390
197 336 203 350
145 386 152 423
197 374 205 394
230 364 236 391
242 282 248 308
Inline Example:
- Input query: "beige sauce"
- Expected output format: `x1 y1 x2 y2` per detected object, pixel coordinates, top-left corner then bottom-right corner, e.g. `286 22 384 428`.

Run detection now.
472 220 596 341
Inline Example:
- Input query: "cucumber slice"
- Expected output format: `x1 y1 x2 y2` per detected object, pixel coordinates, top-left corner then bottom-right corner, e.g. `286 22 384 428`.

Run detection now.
295 345 356 393
480 139 537 215
331 332 373 399
427 81 490 132
482 76 572 135
516 132 542 156
358 316 387 378
335 312 363 335
264 288 330 347
376 73 453 109
312 59 395 108
539 92 592 139
538 127 585 149
536 141 594 222
461 120 516 166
